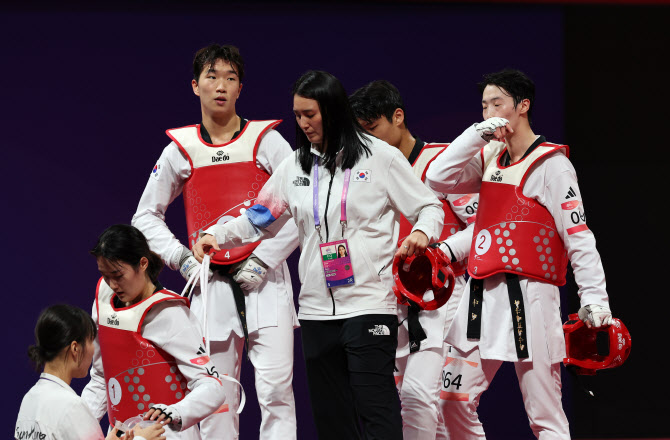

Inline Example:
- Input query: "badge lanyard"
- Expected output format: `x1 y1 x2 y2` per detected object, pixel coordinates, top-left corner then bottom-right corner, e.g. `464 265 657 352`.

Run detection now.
313 156 351 242
313 156 355 288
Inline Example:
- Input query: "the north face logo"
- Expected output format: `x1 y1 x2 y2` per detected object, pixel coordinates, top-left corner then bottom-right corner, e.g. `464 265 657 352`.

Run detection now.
293 176 310 186
368 325 390 336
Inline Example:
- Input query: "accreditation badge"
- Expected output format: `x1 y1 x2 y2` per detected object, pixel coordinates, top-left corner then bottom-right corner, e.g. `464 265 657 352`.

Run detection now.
319 239 355 288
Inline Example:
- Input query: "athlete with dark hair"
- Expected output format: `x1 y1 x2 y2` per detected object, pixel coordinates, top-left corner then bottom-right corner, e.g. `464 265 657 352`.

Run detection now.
132 44 299 439
16 304 165 440
81 224 226 440
425 69 613 439
351 80 477 440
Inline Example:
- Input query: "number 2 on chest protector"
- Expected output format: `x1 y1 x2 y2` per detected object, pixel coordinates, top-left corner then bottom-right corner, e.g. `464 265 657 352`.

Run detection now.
475 230 492 255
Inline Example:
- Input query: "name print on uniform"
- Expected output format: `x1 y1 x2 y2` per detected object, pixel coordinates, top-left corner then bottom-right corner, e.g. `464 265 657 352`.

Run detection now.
15 425 46 440
211 150 230 163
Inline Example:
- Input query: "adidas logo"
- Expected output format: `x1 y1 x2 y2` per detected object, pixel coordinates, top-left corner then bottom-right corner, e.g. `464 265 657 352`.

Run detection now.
565 187 576 199
293 176 310 186
197 345 206 355
490 170 503 182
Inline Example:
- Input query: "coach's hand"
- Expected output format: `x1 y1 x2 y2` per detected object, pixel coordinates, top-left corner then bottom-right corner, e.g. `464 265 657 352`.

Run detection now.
395 230 429 261
193 234 221 263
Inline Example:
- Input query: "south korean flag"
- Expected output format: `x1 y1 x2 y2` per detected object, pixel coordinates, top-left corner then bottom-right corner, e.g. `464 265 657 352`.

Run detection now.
354 169 370 182
151 162 163 181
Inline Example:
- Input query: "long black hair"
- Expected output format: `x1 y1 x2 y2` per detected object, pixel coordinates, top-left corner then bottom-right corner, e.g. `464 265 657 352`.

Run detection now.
27 304 97 372
90 224 163 283
293 70 371 174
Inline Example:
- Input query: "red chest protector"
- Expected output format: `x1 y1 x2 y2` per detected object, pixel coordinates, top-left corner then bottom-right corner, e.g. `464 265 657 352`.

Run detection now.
95 278 191 426
397 143 468 276
167 120 281 265
468 140 569 285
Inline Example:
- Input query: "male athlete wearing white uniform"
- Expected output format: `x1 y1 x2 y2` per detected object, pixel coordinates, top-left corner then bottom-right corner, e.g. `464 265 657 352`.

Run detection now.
425 69 613 439
350 80 477 440
132 44 299 440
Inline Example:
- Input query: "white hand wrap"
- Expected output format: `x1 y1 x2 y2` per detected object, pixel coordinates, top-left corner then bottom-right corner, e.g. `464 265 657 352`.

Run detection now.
474 117 509 141
148 403 182 427
578 304 613 328
232 255 268 290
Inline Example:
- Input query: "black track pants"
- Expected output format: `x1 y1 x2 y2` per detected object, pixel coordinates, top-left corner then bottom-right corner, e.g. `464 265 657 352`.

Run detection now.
300 314 403 440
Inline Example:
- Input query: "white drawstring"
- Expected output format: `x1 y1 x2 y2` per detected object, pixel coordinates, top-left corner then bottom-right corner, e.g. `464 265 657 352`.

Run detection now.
178 253 246 414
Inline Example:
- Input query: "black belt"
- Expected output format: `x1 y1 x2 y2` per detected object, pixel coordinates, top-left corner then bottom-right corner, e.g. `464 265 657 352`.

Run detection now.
212 264 249 358
407 301 427 354
466 274 529 359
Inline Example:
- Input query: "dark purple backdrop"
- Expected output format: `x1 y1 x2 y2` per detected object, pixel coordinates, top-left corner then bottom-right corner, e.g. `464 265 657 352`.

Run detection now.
3 3 565 439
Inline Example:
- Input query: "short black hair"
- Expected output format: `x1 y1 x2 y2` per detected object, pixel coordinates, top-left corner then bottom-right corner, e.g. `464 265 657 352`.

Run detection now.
28 305 97 372
193 44 245 82
349 80 407 128
478 69 535 124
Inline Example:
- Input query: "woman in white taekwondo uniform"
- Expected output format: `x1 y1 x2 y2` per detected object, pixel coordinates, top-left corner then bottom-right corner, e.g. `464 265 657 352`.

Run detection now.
193 70 444 440
16 304 165 440
81 225 226 440
425 69 613 439
132 44 299 440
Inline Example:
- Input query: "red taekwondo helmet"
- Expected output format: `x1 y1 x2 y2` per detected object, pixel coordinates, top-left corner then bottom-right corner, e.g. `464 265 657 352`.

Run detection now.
392 245 455 311
563 313 631 375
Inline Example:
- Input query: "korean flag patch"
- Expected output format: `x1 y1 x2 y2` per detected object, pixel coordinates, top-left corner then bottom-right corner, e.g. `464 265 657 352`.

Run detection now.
151 162 162 181
353 170 371 182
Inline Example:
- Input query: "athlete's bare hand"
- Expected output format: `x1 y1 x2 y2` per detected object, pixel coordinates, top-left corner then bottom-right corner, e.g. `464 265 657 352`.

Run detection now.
106 427 125 440
395 230 429 260
193 234 220 263
133 423 167 440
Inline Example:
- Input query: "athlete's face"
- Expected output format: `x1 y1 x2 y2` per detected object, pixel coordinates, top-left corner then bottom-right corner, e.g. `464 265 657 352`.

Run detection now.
358 114 403 149
97 256 150 305
192 59 243 117
481 84 529 130
293 95 324 146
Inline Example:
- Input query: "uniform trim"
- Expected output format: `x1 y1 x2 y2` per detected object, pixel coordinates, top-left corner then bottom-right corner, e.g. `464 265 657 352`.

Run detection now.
96 277 188 332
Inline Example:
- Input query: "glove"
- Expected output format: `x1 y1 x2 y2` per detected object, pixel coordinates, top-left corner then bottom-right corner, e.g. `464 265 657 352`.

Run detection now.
578 304 613 328
179 247 212 285
474 117 509 141
147 403 181 428
232 255 268 290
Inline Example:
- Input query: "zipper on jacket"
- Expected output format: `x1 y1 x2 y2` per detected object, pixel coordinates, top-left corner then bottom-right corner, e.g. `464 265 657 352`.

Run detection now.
323 171 336 315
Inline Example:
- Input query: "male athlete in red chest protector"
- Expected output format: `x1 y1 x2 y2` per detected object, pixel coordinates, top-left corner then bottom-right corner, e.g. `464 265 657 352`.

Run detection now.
425 69 615 440
133 44 299 440
350 80 477 440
